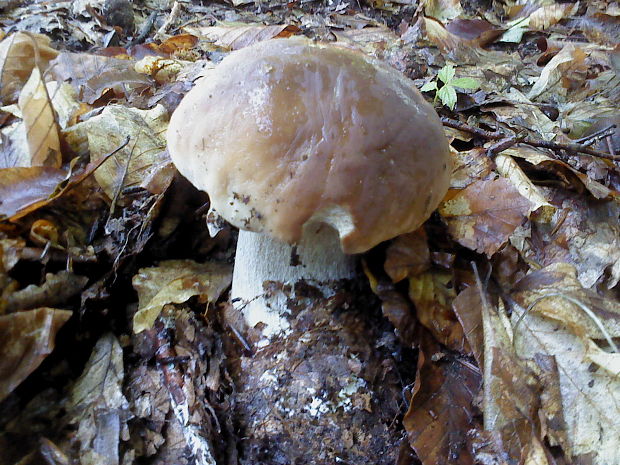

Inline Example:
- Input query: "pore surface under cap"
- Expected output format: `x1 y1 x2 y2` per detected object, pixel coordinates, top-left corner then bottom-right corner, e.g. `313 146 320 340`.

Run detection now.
167 38 452 253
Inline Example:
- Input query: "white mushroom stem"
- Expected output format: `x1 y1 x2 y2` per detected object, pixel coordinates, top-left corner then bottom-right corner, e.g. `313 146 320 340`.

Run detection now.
231 225 357 343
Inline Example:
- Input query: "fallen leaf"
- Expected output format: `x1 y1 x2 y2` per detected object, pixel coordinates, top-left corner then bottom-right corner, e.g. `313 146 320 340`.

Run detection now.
494 154 551 212
384 229 430 283
186 24 300 50
423 0 463 23
0 307 72 402
17 67 61 167
0 32 58 105
439 177 533 257
132 260 232 333
529 3 579 31
67 333 130 465
510 263 620 465
5 271 88 313
50 52 153 104
409 270 468 353
450 147 494 189
66 104 169 199
404 331 481 465
452 286 484 369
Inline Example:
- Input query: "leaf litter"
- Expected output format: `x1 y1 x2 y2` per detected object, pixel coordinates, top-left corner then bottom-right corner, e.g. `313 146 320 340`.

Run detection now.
0 0 619 464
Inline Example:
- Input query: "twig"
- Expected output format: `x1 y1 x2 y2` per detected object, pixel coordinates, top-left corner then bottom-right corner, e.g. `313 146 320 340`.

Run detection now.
129 9 158 45
441 117 504 140
574 124 617 146
441 117 620 161
156 0 183 38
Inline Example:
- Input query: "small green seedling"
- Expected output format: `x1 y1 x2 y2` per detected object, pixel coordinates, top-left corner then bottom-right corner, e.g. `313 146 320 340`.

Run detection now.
420 64 480 110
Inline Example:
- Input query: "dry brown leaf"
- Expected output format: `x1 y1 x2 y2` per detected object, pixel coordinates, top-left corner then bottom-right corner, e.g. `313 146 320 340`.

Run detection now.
67 333 130 465
445 19 504 47
384 229 430 283
423 16 487 63
409 270 469 353
0 307 72 402
17 67 61 168
439 177 533 257
452 286 484 370
450 147 494 189
5 271 88 313
0 166 67 219
404 331 481 465
529 3 579 31
50 52 153 104
528 44 591 100
510 263 620 465
65 105 169 199
132 259 232 333
423 0 463 23
0 32 58 105
187 24 300 50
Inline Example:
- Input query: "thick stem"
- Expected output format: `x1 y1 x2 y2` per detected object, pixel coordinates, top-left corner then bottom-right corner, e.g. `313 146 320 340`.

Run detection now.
231 225 356 342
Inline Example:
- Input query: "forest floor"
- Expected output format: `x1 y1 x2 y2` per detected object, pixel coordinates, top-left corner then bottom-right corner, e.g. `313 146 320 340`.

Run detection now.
0 0 619 464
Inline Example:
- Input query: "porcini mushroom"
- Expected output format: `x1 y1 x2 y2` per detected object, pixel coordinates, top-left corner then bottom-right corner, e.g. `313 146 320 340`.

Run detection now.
167 37 452 343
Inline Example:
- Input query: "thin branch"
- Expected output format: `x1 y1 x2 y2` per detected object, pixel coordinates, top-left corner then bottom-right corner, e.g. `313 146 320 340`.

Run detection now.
441 117 620 161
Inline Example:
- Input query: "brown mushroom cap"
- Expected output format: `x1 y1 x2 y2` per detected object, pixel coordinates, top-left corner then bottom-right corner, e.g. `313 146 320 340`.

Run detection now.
167 38 452 254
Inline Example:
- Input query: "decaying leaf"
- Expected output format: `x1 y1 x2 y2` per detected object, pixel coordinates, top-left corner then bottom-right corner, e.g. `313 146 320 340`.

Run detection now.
404 332 481 465
450 147 494 189
452 286 484 369
132 260 232 333
65 104 169 199
0 307 72 402
494 154 551 212
5 271 88 313
17 67 61 168
439 177 533 257
510 263 620 465
409 270 468 353
423 0 463 23
0 32 58 104
50 52 153 104
67 333 130 465
384 229 430 283
529 3 579 31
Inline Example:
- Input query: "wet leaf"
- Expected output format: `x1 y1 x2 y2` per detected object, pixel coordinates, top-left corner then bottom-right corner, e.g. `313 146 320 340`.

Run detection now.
0 32 58 105
439 177 533 257
0 307 72 402
132 260 232 333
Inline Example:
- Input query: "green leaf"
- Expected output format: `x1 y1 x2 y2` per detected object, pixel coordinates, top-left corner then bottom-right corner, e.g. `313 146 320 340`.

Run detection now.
500 17 529 43
420 81 438 92
451 77 480 90
437 85 458 110
437 64 455 84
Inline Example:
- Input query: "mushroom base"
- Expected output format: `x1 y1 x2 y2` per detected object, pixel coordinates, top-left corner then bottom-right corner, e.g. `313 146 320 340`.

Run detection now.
231 226 356 342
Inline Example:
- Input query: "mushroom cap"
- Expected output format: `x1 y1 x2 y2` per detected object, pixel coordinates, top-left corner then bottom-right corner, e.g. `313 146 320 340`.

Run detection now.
167 38 452 254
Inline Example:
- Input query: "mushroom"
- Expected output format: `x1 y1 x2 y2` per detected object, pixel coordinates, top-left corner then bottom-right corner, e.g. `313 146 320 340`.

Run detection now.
167 37 452 343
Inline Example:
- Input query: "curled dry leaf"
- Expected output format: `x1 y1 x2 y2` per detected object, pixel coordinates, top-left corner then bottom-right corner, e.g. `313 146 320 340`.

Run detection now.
445 19 504 47
409 270 469 353
132 259 232 333
17 67 61 168
186 24 300 50
510 263 620 465
423 0 463 23
0 32 58 105
439 177 533 257
404 331 481 465
0 307 72 402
